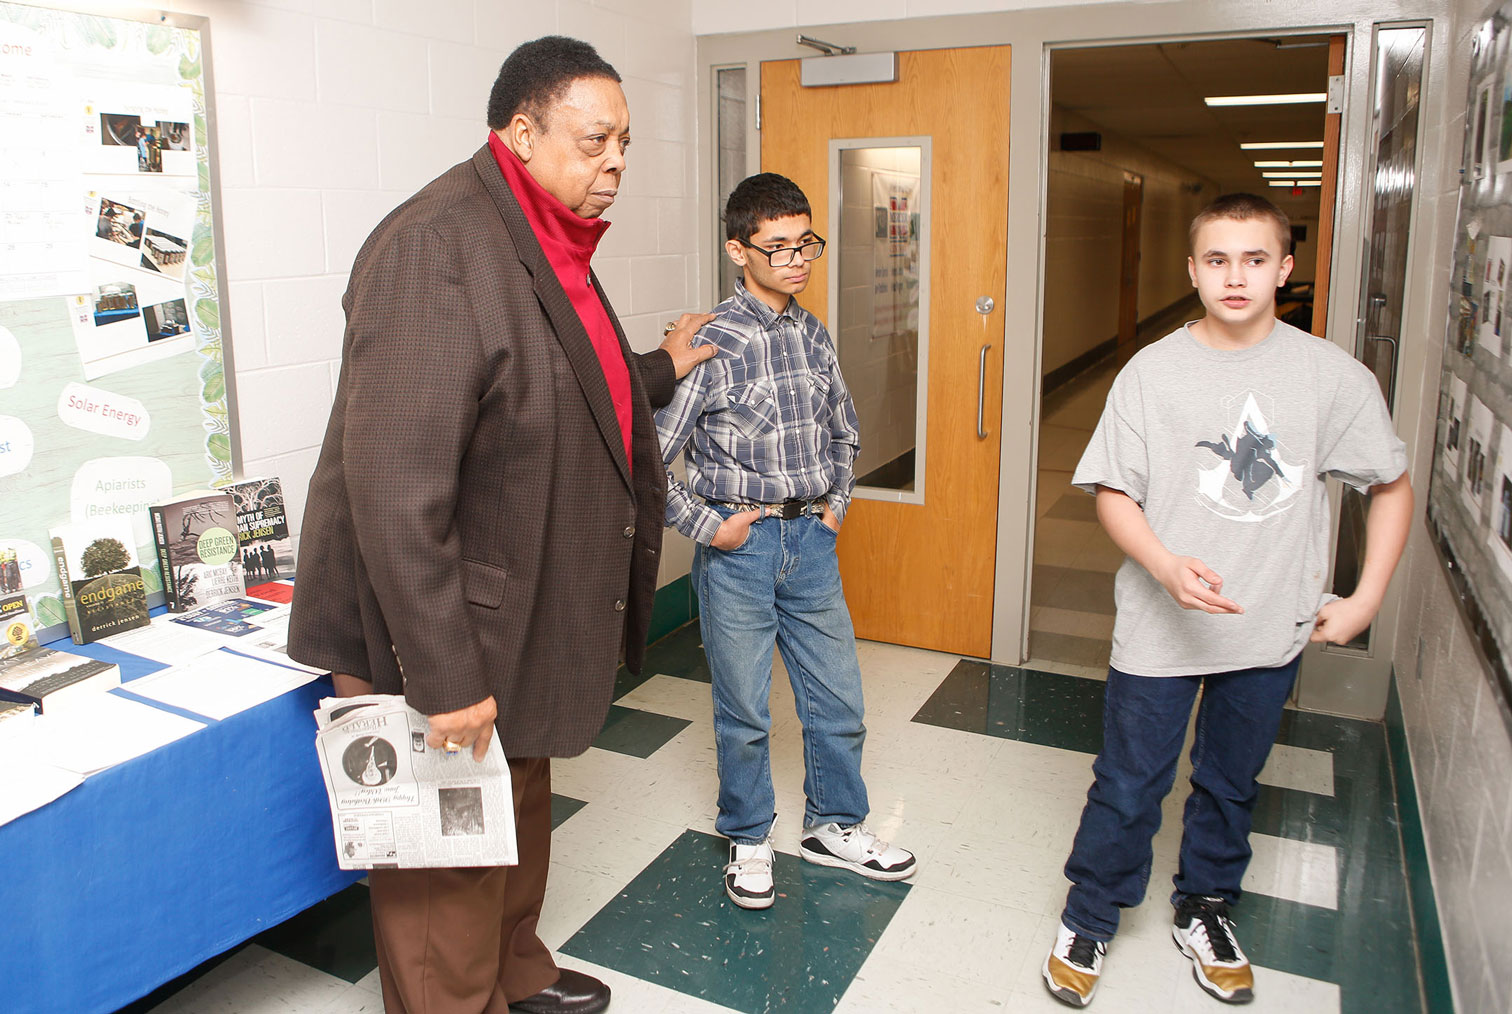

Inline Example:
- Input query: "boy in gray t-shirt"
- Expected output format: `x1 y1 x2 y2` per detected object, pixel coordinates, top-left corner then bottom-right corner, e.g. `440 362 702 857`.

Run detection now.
1042 194 1412 1009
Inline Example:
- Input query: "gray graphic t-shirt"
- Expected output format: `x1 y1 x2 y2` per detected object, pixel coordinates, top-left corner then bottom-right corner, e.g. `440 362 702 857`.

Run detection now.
1072 320 1407 677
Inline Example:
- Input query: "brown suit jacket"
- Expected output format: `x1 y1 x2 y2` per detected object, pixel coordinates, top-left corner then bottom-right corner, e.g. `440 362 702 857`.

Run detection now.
288 146 675 758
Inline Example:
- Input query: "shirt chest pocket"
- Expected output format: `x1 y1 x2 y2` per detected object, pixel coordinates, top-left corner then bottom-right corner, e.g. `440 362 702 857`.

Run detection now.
724 380 779 440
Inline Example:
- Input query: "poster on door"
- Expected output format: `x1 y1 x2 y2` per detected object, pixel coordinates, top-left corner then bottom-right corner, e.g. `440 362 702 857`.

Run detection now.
870 171 920 340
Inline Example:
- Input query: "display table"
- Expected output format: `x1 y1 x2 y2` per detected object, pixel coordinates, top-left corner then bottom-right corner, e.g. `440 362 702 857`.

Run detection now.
0 644 359 1014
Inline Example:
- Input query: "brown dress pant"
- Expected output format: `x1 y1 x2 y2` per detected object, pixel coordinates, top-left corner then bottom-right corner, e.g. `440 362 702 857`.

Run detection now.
368 756 558 1013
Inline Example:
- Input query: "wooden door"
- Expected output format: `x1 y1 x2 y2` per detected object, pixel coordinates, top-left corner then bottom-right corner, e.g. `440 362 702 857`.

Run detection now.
761 46 1010 657
1118 172 1143 344
1312 34 1347 339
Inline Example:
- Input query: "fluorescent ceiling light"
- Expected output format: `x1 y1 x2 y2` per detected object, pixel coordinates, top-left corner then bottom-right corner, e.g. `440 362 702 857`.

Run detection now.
1241 141 1326 149
1268 181 1297 187
1268 180 1321 188
1254 160 1324 168
1206 93 1327 106
1261 170 1323 178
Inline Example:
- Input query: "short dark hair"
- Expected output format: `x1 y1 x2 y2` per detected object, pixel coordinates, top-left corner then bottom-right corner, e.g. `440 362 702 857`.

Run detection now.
724 173 812 242
1189 192 1292 256
486 36 621 132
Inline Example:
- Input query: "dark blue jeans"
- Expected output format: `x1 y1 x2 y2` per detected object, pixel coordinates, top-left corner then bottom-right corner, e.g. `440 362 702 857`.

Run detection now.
1060 655 1300 942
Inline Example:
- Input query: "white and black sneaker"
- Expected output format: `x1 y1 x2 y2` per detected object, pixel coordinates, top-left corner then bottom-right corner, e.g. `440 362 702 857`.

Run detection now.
1042 921 1107 1008
724 834 776 909
798 822 916 881
1172 895 1254 1004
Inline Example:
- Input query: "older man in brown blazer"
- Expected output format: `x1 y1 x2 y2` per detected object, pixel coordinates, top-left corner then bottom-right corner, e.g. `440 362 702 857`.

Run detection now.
289 36 714 1014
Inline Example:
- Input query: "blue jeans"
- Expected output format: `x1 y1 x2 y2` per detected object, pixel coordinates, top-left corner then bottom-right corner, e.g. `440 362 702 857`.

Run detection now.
1060 655 1300 941
694 505 869 844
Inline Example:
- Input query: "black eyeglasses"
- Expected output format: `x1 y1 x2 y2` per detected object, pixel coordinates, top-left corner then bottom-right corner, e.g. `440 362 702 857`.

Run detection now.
739 236 826 267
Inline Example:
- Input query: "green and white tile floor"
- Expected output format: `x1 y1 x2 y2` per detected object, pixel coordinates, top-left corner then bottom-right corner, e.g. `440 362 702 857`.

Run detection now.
124 622 1431 1014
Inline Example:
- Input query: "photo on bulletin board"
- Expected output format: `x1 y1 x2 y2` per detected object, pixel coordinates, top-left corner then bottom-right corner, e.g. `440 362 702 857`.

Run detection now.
0 4 235 642
1475 79 1493 179
1432 3 1512 714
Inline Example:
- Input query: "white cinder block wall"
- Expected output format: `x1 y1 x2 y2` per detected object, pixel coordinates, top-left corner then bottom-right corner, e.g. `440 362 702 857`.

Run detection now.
1390 1 1512 1010
136 0 702 587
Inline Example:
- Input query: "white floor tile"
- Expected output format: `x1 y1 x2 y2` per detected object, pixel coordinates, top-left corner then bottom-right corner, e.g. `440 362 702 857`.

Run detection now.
537 863 626 951
867 885 1044 995
1243 832 1339 910
313 982 386 1014
834 955 1013 1012
148 945 350 1014
1257 741 1336 797
617 674 714 724
918 828 1071 919
549 802 687 882
1168 961 1341 1013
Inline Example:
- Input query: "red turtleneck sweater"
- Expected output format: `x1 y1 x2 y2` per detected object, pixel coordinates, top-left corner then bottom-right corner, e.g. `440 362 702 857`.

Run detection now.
489 132 633 471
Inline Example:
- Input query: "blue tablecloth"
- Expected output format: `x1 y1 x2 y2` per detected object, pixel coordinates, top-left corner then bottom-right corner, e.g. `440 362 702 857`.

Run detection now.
0 640 360 1014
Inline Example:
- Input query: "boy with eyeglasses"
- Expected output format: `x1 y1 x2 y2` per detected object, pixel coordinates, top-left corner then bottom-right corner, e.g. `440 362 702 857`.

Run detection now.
656 172 916 909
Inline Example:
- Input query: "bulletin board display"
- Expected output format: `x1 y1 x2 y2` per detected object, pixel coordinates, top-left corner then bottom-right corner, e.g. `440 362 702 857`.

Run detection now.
0 3 233 634
1435 9 1512 711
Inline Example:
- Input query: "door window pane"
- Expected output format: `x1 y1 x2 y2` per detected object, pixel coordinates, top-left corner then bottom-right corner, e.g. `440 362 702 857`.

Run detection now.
834 142 929 497
1330 26 1424 650
716 67 747 304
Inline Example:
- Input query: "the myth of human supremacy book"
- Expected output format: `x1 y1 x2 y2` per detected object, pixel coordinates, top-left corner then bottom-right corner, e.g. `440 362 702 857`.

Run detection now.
226 476 294 583
50 518 151 643
0 592 40 660
0 645 121 716
150 490 246 612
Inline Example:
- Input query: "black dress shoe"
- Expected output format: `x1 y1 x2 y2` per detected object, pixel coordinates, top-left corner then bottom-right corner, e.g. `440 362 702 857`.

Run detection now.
509 968 611 1014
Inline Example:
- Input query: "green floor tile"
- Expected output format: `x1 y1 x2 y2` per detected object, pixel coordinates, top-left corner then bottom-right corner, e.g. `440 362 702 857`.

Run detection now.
253 883 376 983
561 829 909 1014
639 621 712 683
592 704 693 758
912 661 1106 754
552 793 588 830
1251 783 1348 849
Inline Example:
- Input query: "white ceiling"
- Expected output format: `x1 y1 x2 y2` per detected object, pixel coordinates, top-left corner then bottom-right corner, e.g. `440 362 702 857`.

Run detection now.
1051 36 1334 217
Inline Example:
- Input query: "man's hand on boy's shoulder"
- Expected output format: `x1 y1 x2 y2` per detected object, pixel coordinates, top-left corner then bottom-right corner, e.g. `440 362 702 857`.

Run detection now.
659 312 719 379
1152 554 1244 615
1309 596 1377 645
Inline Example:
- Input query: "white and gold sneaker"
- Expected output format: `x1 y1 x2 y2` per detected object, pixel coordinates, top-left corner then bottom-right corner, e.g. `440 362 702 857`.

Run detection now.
1173 895 1254 1004
1042 921 1107 1008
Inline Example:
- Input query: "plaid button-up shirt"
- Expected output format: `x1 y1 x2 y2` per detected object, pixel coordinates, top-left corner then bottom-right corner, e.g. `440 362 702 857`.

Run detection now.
656 280 861 545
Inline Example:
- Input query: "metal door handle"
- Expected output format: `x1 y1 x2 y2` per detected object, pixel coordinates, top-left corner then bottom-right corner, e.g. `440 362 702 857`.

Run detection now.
977 343 991 439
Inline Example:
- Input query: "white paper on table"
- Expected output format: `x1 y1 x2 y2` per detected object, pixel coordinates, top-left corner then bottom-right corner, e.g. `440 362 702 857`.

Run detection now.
0 742 84 827
125 647 319 721
28 692 205 776
100 614 234 668
225 611 327 675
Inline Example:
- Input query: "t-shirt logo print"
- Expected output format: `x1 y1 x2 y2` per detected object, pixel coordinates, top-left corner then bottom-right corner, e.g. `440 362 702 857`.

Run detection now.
1194 393 1305 523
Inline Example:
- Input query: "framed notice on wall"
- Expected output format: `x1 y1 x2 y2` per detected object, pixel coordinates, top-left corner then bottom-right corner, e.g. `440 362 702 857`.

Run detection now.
1434 7 1512 711
0 2 235 638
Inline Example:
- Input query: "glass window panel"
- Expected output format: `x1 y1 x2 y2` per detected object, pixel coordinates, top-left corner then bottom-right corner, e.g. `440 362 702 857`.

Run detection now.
1330 26 1424 651
715 67 746 304
834 143 927 497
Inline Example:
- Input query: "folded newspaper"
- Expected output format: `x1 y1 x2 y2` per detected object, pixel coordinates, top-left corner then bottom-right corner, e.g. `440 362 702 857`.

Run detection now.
313 694 517 870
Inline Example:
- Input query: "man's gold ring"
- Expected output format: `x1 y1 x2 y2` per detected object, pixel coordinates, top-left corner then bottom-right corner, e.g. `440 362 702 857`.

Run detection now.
663 321 678 335
443 739 463 753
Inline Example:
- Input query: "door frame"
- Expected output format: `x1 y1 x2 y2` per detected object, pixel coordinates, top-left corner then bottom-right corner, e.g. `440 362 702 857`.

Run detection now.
695 1 1452 699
